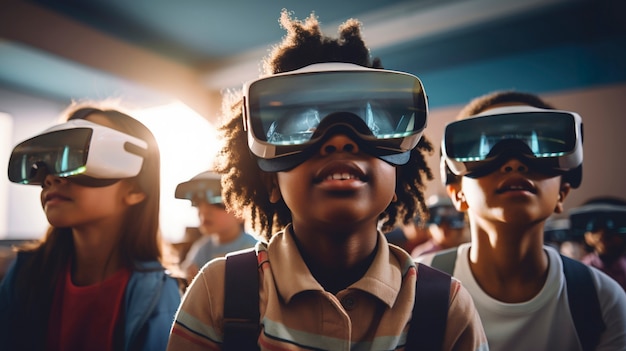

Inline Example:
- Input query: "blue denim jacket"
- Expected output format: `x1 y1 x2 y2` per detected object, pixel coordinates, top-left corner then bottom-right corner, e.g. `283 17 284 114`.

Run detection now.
0 252 181 351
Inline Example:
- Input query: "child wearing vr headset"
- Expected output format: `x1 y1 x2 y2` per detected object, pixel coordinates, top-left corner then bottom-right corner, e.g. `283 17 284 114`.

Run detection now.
418 90 626 351
571 197 626 291
0 105 182 351
175 170 258 280
167 10 487 351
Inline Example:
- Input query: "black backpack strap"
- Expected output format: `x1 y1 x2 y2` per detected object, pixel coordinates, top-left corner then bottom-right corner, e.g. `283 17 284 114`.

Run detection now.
406 263 451 351
430 247 458 275
223 248 260 351
561 254 606 351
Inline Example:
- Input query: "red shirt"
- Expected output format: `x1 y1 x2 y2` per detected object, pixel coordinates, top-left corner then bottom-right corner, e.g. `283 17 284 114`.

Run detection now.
46 263 131 351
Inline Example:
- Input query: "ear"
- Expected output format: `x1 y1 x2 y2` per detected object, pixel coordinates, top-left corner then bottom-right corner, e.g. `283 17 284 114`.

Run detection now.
124 191 146 206
446 183 468 212
554 182 572 214
260 171 282 204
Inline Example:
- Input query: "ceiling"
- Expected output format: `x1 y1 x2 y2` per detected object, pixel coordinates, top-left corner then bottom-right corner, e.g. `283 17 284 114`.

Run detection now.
0 0 625 123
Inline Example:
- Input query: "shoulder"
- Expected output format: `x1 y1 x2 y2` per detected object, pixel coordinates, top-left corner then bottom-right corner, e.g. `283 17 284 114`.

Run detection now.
129 261 182 296
241 232 261 244
586 263 626 306
416 244 467 276
583 263 626 347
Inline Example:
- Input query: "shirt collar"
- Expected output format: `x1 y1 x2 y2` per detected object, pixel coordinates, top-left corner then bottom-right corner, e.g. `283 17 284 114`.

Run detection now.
268 224 405 308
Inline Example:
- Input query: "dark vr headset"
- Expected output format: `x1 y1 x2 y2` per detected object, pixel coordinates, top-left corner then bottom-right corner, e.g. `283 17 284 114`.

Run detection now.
428 205 465 229
543 218 575 243
8 119 147 187
569 203 626 236
425 196 465 228
441 106 583 188
175 171 223 206
243 63 428 171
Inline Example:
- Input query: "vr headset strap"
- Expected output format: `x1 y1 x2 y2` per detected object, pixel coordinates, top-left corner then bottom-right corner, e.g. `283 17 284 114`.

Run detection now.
430 248 605 351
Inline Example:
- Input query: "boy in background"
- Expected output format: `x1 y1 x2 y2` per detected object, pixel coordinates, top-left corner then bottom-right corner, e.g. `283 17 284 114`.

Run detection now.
419 90 626 351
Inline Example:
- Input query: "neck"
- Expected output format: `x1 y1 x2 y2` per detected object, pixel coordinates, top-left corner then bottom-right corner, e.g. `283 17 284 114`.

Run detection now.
468 220 548 302
71 226 124 286
290 222 378 294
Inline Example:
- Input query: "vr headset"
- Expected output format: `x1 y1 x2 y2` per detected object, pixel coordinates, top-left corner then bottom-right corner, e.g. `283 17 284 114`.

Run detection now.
175 171 223 206
543 218 575 243
428 205 465 229
569 203 626 236
243 63 428 171
425 195 465 228
8 119 147 187
441 106 583 188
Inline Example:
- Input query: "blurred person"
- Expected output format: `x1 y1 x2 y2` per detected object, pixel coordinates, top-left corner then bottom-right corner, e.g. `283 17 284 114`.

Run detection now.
385 216 430 253
419 90 626 350
0 104 181 351
412 194 468 257
167 10 487 351
175 170 258 280
571 197 626 290
543 217 587 260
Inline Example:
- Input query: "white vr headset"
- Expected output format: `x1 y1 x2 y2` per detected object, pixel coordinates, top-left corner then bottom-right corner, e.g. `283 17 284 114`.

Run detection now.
8 119 147 186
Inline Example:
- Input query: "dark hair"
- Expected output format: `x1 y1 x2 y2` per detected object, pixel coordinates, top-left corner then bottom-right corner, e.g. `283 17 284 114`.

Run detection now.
12 103 163 348
456 90 555 119
583 196 626 207
213 10 434 240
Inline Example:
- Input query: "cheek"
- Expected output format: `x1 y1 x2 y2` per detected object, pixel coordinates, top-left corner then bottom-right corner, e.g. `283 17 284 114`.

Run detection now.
460 178 487 206
378 163 397 199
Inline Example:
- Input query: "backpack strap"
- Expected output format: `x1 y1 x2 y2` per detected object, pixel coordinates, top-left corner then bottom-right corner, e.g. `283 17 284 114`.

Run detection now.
430 247 458 275
223 248 260 351
406 263 451 351
561 254 606 351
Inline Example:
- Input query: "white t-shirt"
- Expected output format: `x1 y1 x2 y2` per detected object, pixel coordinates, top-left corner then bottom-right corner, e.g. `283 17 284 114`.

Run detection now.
418 243 626 351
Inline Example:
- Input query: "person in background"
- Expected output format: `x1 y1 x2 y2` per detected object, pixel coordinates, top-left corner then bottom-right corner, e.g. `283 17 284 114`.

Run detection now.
412 194 468 257
571 196 626 291
167 10 487 351
543 217 587 260
418 90 626 350
175 170 258 280
0 104 181 351
385 216 430 254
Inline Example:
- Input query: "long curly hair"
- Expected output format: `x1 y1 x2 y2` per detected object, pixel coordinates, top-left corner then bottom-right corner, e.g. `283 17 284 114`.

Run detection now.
213 10 433 241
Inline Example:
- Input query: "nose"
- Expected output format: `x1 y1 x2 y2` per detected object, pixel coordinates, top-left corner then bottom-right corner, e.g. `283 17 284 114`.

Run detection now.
43 174 67 188
500 158 528 173
319 134 360 156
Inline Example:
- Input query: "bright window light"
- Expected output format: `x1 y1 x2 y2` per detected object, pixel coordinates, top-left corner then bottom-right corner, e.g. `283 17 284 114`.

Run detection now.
133 102 219 244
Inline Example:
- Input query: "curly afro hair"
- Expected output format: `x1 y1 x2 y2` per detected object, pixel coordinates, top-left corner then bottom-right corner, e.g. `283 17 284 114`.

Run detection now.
213 10 434 241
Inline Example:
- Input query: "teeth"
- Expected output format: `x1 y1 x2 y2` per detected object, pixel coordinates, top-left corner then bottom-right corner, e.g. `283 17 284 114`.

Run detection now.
327 173 355 180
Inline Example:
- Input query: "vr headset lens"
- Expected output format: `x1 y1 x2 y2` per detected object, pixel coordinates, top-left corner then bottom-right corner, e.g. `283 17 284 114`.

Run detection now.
570 206 626 236
245 64 427 161
443 110 582 176
428 206 465 229
8 120 146 186
175 178 223 206
9 128 91 184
